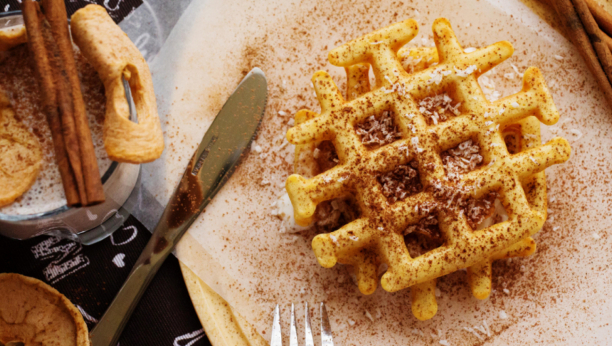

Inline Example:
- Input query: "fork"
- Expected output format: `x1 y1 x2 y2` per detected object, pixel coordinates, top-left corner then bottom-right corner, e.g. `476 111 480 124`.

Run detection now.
270 302 335 346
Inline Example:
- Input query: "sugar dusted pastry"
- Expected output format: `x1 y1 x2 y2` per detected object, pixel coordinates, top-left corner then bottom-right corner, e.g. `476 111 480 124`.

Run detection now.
0 91 42 208
70 5 164 163
285 18 571 320
0 273 89 346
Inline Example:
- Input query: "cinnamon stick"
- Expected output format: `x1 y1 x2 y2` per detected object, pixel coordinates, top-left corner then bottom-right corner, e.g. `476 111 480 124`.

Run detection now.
40 15 89 206
584 0 612 37
602 29 612 51
21 0 80 206
42 0 105 205
572 0 612 84
552 0 612 109
540 0 612 53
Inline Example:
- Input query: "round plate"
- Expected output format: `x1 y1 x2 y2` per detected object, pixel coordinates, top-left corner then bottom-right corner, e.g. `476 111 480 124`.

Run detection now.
179 261 267 346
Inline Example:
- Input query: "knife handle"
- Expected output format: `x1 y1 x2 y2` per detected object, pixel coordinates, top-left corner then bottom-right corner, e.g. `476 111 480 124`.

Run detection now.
89 229 172 346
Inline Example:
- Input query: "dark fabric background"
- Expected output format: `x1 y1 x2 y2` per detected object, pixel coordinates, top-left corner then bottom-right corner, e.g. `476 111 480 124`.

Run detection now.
2 0 141 22
0 1 212 345
0 216 212 346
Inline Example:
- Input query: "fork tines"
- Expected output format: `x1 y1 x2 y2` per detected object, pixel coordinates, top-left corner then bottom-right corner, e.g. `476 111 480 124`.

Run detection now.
270 302 334 346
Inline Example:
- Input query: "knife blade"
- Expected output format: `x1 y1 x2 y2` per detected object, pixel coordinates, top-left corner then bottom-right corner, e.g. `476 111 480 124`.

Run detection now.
90 67 267 346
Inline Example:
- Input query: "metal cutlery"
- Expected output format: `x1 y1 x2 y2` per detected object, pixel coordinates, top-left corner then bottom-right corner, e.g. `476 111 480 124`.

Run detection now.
271 302 335 346
89 67 268 346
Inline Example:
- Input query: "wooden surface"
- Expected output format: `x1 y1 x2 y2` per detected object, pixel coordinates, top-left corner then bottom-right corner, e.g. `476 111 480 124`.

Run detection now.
179 1 612 345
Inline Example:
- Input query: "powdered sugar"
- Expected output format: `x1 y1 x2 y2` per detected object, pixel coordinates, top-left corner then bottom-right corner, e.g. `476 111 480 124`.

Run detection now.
428 67 452 85
401 56 424 73
463 326 484 341
411 136 425 153
479 72 502 101
510 64 524 78
251 141 263 153
454 64 477 77
569 128 583 142
382 80 409 96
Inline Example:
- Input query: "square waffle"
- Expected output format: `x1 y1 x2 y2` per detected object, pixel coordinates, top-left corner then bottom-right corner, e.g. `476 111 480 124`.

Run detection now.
285 18 571 320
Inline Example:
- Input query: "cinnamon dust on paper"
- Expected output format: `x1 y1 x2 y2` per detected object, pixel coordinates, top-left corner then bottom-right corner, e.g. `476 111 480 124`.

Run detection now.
204 0 607 344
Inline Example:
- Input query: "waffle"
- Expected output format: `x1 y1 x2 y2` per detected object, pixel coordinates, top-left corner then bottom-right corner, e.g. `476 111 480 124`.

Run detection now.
286 18 571 320
344 61 545 320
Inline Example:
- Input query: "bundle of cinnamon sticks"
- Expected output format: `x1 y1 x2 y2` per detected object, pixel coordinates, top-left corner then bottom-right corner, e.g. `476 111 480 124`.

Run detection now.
21 0 104 207
549 0 612 108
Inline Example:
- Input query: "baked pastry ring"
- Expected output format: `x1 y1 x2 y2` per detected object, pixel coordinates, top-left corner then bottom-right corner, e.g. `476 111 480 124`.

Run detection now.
0 91 42 208
0 273 89 346
70 5 164 163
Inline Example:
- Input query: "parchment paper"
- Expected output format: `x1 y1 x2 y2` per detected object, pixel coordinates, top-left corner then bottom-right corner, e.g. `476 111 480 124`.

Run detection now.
142 0 612 344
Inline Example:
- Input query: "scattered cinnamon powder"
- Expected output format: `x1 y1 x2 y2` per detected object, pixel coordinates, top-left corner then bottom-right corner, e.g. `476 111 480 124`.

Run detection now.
171 1 609 344
463 192 499 229
441 139 483 181
0 44 108 215
377 161 422 203
418 92 461 125
314 197 360 231
403 204 443 257
314 140 339 173
404 228 443 257
355 110 402 148
502 124 523 154
402 190 499 257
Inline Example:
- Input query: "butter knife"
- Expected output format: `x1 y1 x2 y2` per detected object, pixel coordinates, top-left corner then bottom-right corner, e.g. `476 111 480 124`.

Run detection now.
89 67 267 346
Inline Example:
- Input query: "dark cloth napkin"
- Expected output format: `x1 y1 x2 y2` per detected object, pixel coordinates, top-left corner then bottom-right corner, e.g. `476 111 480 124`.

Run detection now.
0 215 211 346
1 0 141 20
0 0 211 344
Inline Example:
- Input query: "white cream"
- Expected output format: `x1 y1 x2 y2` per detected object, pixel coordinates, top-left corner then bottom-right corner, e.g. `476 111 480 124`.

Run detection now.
274 191 311 233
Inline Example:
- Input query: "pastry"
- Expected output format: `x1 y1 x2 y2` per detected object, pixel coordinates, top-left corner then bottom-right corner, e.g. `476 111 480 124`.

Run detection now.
285 18 571 319
70 5 164 164
0 273 89 346
0 90 42 208
0 25 26 51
